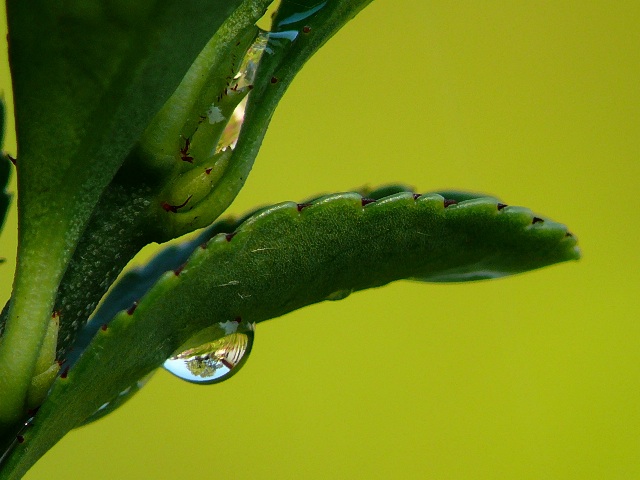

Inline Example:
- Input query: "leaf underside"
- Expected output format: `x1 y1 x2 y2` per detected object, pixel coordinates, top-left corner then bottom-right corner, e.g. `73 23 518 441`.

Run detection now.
0 189 579 479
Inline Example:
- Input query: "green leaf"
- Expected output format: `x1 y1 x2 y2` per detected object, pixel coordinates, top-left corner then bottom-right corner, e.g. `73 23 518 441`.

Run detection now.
0 0 272 429
0 189 579 479
60 186 499 368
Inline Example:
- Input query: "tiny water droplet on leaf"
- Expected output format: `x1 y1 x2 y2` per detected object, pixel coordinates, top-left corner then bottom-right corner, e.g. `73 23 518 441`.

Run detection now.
163 320 255 384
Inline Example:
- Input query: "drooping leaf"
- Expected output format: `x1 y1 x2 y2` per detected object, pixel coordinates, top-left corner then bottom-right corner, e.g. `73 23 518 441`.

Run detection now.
0 189 579 479
67 186 497 368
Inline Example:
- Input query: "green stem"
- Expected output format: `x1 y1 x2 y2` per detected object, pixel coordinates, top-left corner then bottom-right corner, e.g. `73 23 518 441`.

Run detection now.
0 224 68 431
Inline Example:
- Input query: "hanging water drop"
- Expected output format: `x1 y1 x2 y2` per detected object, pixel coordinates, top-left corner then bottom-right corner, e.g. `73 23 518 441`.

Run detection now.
163 319 255 385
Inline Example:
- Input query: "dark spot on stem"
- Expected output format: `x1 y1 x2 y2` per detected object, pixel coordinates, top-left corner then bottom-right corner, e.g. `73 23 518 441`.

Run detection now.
297 203 312 212
174 263 186 276
162 195 192 213
532 217 544 224
413 193 422 200
225 232 237 242
127 302 138 315
302 25 311 33
361 198 376 206
180 138 194 163
60 366 70 379
443 199 458 208
100 324 108 332
16 435 24 444
270 76 278 84
497 203 507 211
205 167 213 175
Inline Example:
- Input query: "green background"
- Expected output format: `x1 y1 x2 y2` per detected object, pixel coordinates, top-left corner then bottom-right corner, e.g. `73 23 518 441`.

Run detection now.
1 1 638 478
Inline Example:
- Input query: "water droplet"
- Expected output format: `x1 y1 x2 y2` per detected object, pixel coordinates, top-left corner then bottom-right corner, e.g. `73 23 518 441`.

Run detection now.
236 33 269 87
325 289 352 301
208 33 268 154
216 97 247 152
163 320 255 385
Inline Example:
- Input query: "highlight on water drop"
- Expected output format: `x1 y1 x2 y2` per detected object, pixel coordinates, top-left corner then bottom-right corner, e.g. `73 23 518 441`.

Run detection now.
163 319 255 385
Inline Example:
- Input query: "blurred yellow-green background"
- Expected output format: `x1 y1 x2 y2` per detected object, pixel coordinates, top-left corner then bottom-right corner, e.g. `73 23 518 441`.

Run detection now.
1 1 639 478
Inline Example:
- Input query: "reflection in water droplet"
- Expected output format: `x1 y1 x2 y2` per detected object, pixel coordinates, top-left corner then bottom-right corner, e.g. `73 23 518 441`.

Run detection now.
216 97 247 152
163 320 255 385
212 0 328 154
236 33 268 88
325 289 352 301
211 33 268 154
